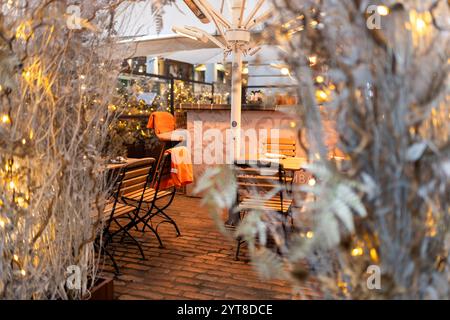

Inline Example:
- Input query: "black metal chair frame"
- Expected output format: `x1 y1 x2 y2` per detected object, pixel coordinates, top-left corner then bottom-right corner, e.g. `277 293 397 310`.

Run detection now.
121 153 180 248
97 158 155 274
233 160 292 260
141 153 179 236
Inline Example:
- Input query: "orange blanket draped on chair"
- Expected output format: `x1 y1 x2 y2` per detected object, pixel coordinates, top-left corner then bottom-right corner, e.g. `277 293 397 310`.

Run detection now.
159 146 193 189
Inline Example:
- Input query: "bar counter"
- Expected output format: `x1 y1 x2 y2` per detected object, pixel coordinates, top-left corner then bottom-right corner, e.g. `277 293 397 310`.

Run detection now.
178 103 299 112
176 104 311 196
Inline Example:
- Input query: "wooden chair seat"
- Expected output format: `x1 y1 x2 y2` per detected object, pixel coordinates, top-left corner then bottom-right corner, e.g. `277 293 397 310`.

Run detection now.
90 202 137 222
123 187 173 204
238 196 292 213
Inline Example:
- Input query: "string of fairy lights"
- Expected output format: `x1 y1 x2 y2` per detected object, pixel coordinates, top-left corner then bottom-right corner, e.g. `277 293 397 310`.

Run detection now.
108 78 213 145
0 106 31 280
273 2 446 296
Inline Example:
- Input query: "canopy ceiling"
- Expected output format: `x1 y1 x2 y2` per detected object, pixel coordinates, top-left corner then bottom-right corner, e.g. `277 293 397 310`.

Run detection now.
119 34 284 64
161 45 285 65
119 34 219 58
118 34 296 86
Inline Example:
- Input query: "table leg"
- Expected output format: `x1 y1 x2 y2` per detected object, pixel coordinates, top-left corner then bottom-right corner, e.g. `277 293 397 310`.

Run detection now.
225 207 241 227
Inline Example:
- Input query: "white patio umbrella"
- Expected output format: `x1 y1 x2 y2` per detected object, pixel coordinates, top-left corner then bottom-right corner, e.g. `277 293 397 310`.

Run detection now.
119 1 281 159
159 44 283 64
119 36 294 87
171 0 274 160
118 33 219 57
157 45 297 87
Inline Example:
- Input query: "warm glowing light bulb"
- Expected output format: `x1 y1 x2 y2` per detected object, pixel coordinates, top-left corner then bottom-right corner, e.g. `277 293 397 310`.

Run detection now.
242 67 249 74
308 178 316 186
351 247 364 256
377 5 389 16
309 56 317 66
17 197 27 208
316 76 325 83
415 17 426 33
9 181 15 189
370 248 379 263
337 281 348 293
316 89 329 102
306 231 314 239
318 90 327 99
23 70 31 81
20 269 26 276
281 67 290 75
1 114 10 124
13 254 19 261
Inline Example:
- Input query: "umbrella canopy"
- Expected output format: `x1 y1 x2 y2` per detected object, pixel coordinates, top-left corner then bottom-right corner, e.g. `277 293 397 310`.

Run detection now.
115 0 273 37
118 34 219 57
118 0 291 162
118 34 296 87
153 44 284 64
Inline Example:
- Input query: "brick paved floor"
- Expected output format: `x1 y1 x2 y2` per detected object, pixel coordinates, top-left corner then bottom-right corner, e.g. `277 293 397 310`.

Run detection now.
100 195 322 300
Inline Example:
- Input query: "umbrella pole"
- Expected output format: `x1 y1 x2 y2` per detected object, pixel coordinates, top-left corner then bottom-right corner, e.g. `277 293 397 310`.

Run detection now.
230 0 244 161
231 49 242 161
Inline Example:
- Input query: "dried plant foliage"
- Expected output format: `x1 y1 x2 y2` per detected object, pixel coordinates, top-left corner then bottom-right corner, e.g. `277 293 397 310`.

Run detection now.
0 0 171 300
199 0 449 299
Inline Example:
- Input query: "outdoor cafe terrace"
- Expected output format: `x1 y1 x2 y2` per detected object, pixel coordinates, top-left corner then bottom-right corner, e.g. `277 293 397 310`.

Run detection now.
0 0 448 303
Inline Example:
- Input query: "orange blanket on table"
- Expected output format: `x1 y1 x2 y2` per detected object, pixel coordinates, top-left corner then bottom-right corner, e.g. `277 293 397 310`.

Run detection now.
147 111 175 134
160 146 193 189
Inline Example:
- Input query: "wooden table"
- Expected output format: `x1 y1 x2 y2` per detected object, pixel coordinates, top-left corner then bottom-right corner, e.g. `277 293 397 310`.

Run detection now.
238 155 308 172
105 158 141 171
280 157 307 172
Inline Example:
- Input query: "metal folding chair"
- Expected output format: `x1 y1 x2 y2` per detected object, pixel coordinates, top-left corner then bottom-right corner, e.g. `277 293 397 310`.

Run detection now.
94 158 155 274
122 153 179 248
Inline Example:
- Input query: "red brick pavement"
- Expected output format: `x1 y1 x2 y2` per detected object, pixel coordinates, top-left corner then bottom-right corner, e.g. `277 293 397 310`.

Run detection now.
100 195 322 300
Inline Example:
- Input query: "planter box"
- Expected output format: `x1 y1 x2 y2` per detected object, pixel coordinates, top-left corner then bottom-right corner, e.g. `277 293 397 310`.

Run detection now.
87 277 114 300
